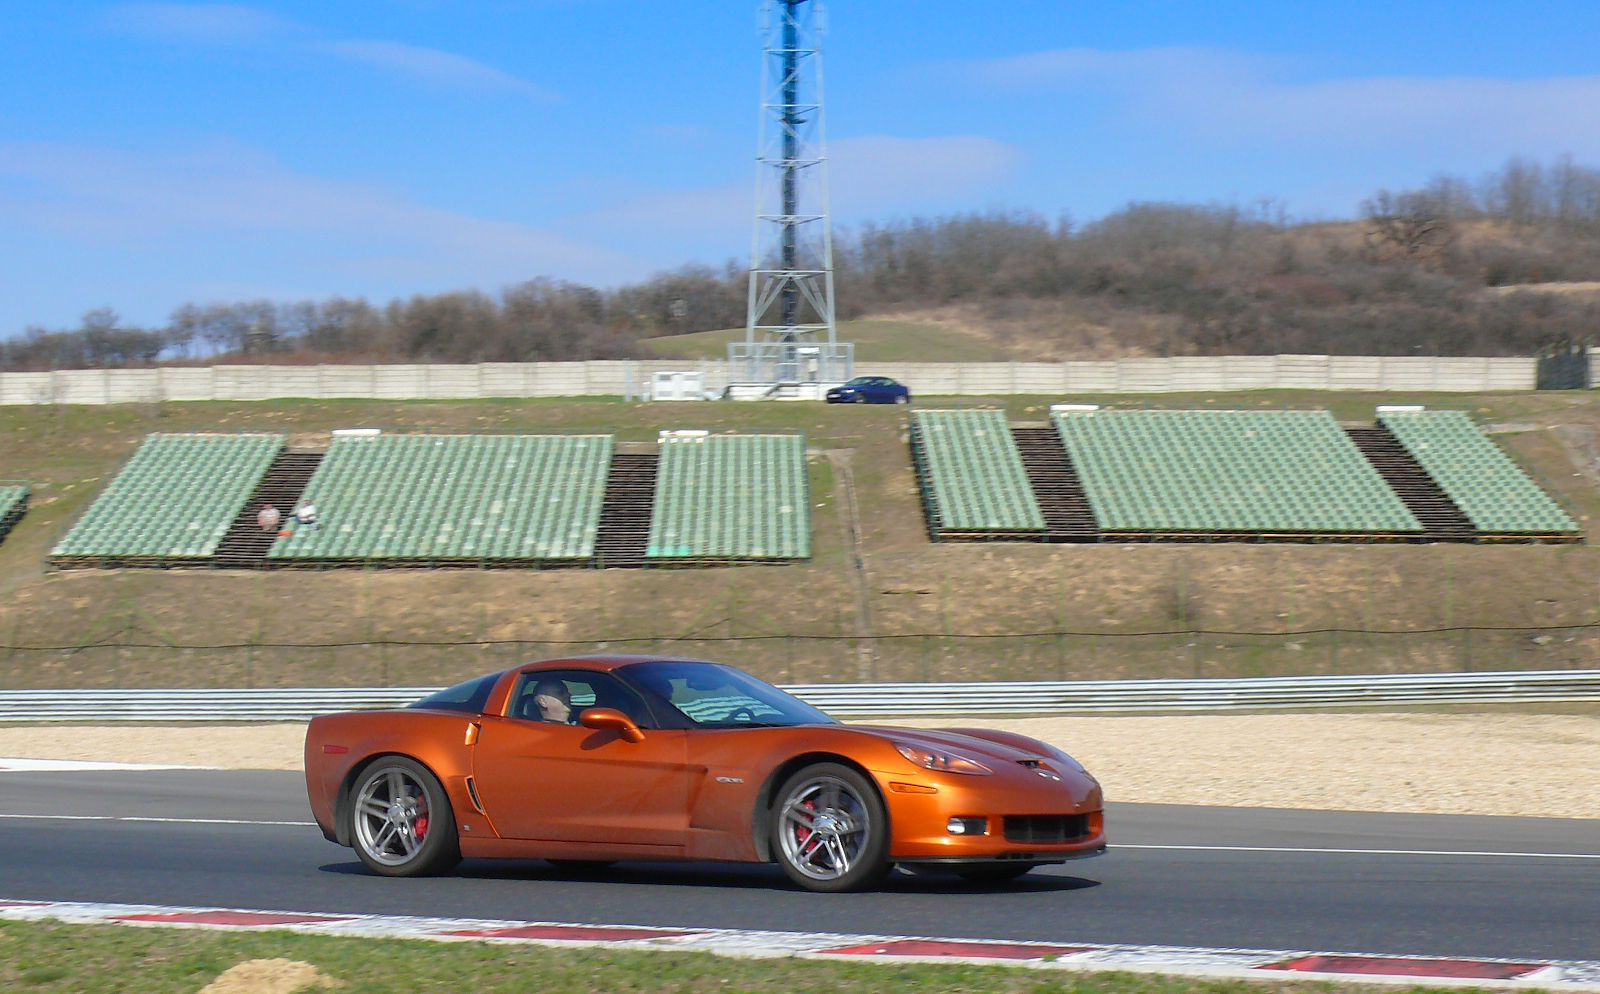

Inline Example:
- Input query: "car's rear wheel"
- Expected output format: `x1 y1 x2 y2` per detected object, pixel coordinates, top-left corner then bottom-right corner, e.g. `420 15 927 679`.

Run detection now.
955 863 1036 884
348 757 460 877
771 763 888 892
895 394 909 404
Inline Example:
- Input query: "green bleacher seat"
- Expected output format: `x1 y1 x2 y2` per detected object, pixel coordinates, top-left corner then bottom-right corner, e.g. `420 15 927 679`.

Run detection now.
1380 411 1578 534
912 410 1046 532
52 434 284 558
646 434 809 560
0 484 29 543
269 434 613 561
1054 410 1420 534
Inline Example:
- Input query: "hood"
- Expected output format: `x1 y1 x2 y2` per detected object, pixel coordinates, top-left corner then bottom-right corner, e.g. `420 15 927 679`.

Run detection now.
853 724 1095 782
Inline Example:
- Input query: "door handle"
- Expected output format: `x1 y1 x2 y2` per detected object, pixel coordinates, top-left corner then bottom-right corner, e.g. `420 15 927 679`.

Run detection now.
464 721 481 746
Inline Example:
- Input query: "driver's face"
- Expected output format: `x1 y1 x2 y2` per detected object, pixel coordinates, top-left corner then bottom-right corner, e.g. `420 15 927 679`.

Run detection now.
535 693 570 722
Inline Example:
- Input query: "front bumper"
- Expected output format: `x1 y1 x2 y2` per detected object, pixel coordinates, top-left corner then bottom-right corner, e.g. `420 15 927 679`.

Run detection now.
886 809 1106 861
878 773 1105 861
901 845 1106 866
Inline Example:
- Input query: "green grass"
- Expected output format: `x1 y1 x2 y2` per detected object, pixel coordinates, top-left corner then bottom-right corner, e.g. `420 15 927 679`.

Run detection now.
1 388 1597 691
0 920 1507 994
640 318 1018 362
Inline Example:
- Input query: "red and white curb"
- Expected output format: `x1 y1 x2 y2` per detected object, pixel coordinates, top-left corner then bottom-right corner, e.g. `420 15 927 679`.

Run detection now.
3 898 1598 989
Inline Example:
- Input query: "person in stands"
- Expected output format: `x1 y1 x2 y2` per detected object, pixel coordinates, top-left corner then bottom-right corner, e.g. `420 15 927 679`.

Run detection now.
294 501 318 530
257 504 281 532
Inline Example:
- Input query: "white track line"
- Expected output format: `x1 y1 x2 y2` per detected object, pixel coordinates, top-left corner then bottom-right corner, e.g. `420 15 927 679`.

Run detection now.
0 759 213 772
0 814 312 826
1119 843 1600 860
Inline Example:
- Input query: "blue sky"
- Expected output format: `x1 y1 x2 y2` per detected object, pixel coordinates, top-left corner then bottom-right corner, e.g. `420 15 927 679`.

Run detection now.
6 1 1600 332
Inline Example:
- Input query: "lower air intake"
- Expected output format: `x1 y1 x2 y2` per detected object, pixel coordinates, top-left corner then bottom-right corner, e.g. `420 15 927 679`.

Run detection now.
1003 814 1090 844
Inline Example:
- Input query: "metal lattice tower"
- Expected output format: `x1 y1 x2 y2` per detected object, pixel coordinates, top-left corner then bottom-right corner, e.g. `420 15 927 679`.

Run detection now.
731 0 852 391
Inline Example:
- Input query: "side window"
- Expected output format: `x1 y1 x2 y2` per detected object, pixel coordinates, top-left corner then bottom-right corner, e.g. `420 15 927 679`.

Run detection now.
508 670 652 727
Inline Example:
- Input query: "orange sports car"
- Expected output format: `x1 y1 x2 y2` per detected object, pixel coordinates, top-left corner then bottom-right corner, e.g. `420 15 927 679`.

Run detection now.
304 655 1105 892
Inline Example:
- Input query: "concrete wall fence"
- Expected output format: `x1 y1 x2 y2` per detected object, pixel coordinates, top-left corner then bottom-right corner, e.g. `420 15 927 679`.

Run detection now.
0 355 1542 406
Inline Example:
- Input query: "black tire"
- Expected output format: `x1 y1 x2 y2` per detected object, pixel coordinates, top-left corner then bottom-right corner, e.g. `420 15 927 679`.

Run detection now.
853 394 866 404
895 394 909 405
347 757 460 877
770 763 889 892
955 863 1035 884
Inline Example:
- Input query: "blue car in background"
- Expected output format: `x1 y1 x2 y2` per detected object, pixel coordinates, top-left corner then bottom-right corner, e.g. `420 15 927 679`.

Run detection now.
825 376 911 405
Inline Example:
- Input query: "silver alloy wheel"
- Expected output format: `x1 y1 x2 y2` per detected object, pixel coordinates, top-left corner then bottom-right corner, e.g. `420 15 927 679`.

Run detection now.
353 766 431 867
776 774 872 882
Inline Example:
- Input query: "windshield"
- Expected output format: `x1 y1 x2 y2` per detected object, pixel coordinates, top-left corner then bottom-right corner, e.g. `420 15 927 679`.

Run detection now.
620 661 837 728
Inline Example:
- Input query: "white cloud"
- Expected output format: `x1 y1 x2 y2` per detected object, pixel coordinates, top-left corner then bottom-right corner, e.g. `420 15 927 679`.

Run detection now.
562 180 750 254
562 134 1022 251
103 3 557 101
961 46 1275 94
102 4 293 44
952 46 1600 161
0 140 641 293
828 135 1022 214
316 40 560 101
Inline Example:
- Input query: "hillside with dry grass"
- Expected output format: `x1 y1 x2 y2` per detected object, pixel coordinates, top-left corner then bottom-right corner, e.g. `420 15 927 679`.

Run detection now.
15 158 1600 370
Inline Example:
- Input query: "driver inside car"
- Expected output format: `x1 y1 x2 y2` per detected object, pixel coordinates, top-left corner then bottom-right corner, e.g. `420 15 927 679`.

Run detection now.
530 679 572 724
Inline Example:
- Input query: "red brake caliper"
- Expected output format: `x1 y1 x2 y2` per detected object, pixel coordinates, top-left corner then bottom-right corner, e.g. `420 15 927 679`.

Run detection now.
794 798 815 848
413 790 429 840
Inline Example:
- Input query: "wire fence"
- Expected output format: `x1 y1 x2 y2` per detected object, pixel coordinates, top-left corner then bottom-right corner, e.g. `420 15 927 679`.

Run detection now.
3 623 1598 690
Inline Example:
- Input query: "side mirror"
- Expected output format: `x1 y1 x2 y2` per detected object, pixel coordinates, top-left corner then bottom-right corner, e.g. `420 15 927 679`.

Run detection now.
579 707 645 743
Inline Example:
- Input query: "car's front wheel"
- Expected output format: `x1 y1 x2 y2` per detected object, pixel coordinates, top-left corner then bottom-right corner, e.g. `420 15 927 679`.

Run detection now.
771 763 889 892
348 757 460 877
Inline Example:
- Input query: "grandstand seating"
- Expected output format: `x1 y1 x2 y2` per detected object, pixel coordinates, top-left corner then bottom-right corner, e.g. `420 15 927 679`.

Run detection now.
646 434 809 560
0 484 28 544
1053 410 1421 535
910 410 1045 533
268 434 613 562
52 433 284 560
1379 411 1578 535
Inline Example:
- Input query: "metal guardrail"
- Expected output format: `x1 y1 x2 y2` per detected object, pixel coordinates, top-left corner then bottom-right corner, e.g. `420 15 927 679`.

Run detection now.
0 670 1597 722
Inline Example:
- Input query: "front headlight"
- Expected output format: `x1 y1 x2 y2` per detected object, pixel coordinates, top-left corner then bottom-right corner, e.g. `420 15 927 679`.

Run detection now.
894 742 991 776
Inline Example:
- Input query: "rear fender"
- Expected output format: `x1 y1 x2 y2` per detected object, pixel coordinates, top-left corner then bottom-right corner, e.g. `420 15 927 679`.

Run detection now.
335 752 419 847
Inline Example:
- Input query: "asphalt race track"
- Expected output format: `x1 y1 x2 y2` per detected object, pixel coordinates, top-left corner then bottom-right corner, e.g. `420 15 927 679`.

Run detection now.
0 770 1596 963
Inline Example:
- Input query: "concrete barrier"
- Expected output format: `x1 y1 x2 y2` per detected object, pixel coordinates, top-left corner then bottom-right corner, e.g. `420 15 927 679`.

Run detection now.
0 354 1542 405
1 669 1594 720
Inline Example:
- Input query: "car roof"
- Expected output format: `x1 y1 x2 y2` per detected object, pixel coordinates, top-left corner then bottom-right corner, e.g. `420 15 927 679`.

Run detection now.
515 653 708 674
